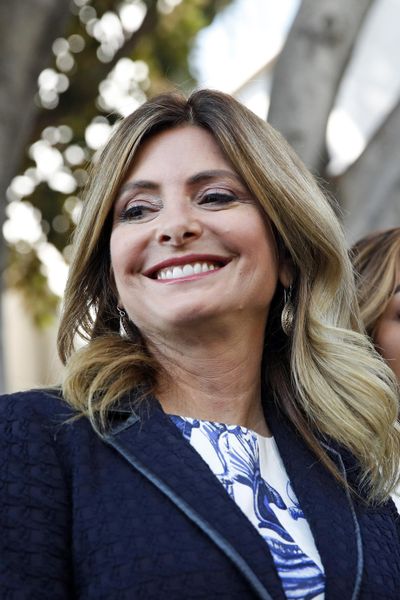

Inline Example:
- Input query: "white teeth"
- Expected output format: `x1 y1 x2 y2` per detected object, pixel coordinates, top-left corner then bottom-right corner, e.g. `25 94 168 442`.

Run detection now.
172 266 182 278
161 269 172 279
182 264 194 276
156 262 220 280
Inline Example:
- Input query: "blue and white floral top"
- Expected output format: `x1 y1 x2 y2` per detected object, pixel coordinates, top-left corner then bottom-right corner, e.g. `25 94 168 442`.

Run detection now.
170 416 325 600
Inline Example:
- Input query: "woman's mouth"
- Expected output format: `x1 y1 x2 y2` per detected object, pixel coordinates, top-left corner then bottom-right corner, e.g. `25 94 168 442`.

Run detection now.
156 261 220 280
144 255 231 281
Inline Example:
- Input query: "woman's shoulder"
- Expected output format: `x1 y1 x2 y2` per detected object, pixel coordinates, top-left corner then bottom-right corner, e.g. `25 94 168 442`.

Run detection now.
0 387 87 456
0 388 98 491
0 387 75 422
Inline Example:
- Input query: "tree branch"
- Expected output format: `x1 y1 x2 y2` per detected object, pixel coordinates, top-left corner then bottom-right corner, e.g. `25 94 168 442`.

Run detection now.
268 0 374 173
333 98 400 242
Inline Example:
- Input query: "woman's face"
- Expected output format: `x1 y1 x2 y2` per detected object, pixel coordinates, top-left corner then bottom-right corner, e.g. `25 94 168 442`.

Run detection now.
110 125 287 337
374 265 400 381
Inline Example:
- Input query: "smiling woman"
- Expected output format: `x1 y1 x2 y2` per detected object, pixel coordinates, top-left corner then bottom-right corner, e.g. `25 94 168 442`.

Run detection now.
1 90 400 599
110 126 282 349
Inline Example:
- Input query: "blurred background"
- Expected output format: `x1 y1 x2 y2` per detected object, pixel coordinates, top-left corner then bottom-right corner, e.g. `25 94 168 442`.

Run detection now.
1 0 399 392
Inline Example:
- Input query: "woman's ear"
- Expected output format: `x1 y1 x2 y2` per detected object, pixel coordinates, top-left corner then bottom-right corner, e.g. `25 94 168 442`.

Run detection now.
278 257 294 289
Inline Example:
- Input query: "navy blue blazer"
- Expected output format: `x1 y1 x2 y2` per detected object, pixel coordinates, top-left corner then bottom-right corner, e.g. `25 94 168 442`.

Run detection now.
1 388 399 599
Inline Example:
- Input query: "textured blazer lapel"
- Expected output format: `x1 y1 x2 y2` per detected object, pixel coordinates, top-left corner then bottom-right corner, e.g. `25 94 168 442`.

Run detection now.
103 401 285 600
266 402 363 600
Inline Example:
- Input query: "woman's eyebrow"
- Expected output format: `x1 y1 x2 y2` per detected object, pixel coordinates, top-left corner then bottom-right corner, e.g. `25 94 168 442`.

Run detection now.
186 169 242 186
117 180 159 197
116 170 243 200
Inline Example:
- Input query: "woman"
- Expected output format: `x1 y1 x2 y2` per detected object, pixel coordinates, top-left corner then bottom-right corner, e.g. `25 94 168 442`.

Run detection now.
351 227 400 382
1 90 400 600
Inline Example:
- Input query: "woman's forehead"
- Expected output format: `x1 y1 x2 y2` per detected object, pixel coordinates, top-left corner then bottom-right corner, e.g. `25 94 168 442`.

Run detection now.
117 125 239 192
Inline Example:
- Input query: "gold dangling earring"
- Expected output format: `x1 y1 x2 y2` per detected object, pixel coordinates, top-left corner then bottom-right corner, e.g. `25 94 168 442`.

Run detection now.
281 285 295 336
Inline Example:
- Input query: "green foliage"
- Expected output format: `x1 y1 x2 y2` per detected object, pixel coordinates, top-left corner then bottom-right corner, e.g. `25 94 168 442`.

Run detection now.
7 0 229 327
136 0 227 95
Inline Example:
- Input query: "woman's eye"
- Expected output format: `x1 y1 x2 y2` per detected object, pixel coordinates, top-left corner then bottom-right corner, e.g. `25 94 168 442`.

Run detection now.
198 192 237 207
120 203 157 223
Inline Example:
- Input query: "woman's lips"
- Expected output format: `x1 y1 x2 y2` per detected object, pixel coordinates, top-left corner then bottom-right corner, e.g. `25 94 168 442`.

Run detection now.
156 261 220 280
143 254 231 280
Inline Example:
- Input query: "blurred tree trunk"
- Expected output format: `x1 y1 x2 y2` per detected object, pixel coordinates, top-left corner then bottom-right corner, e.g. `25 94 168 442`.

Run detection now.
0 0 71 391
334 99 400 243
268 0 400 242
268 0 374 173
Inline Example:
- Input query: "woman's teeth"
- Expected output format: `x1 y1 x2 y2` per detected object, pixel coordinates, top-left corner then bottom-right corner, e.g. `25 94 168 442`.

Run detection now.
156 262 218 280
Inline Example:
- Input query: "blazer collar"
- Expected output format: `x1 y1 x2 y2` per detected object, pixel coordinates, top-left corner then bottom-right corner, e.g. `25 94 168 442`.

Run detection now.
265 399 363 600
103 398 284 600
103 396 363 600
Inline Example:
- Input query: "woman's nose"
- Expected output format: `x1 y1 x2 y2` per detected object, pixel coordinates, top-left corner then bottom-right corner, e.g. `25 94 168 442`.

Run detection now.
156 207 203 246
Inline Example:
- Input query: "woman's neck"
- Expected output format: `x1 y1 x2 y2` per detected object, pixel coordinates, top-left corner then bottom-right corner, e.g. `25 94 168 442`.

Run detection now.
148 321 270 437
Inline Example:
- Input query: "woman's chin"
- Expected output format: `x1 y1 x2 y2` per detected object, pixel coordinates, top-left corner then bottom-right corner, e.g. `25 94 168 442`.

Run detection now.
163 306 222 329
142 304 229 338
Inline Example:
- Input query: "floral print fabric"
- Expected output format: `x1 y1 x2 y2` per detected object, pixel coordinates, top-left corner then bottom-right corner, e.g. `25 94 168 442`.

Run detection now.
170 416 325 600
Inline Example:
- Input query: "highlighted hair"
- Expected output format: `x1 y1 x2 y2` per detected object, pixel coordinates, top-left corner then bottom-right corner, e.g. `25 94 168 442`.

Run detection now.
58 90 400 503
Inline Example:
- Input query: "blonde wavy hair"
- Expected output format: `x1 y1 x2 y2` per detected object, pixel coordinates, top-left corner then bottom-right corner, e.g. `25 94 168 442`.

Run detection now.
351 228 400 339
58 89 400 503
